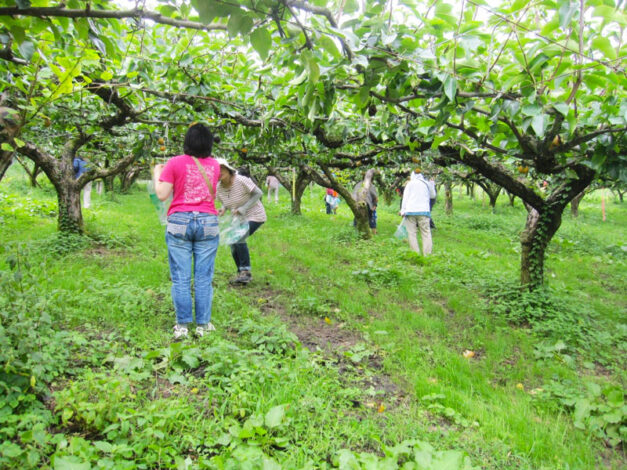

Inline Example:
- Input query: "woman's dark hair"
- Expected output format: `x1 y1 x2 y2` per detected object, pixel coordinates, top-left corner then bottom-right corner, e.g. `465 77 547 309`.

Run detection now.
184 123 214 158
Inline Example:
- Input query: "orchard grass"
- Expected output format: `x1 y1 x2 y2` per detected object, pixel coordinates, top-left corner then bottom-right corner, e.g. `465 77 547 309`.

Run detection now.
1 166 625 469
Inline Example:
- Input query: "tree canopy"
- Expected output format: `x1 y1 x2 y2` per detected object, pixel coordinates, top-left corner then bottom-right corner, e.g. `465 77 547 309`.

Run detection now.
1 0 625 286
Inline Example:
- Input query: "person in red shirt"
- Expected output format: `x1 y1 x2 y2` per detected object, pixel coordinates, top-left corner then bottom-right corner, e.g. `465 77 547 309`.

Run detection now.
153 124 220 339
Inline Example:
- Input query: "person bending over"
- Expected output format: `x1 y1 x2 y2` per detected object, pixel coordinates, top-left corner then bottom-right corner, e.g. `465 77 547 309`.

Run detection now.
216 158 267 284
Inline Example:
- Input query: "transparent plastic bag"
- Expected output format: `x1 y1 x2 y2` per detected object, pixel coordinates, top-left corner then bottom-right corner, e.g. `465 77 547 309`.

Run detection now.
219 214 249 245
147 180 171 225
394 219 408 240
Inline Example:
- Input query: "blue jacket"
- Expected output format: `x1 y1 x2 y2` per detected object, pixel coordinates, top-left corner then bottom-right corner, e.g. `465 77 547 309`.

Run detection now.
73 158 89 179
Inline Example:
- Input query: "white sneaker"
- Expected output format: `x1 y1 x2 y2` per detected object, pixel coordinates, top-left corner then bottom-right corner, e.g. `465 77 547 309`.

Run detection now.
195 323 216 337
173 324 188 339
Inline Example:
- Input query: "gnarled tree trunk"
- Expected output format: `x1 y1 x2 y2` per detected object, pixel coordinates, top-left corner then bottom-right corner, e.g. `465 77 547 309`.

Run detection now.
520 204 563 289
0 105 20 182
271 168 310 215
120 167 141 193
56 182 83 233
306 164 373 239
570 190 585 217
476 180 501 212
444 181 453 215
350 169 376 239
0 151 13 181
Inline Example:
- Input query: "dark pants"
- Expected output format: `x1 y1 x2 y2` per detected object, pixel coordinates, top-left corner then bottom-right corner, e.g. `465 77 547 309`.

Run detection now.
230 221 263 272
325 202 332 214
429 198 436 229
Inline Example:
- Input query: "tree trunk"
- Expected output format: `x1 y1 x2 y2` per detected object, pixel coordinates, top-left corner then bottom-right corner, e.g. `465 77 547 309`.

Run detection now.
309 164 372 239
104 158 115 192
120 168 140 193
29 164 41 187
507 191 516 206
350 170 376 239
290 173 309 215
0 105 19 182
483 186 498 211
272 168 310 215
444 181 453 215
0 151 14 181
520 205 562 289
570 191 585 217
353 203 371 237
56 183 83 234
488 192 498 211
105 176 115 192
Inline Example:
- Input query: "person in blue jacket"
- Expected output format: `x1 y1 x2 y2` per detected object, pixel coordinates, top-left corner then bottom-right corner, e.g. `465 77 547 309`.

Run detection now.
73 156 92 208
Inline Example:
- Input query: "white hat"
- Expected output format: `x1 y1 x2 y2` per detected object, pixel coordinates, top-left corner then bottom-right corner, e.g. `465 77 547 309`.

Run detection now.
216 157 236 172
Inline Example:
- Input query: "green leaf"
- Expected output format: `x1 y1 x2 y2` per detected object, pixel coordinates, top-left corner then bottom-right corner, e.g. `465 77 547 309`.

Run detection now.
52 455 90 470
289 69 308 86
250 27 272 61
17 40 35 61
564 168 578 179
303 51 320 84
2 142 14 152
558 0 578 29
521 104 542 117
510 0 528 12
592 37 617 61
13 137 24 148
592 6 627 26
531 114 546 137
227 10 252 37
528 53 549 73
192 0 220 23
590 152 606 169
89 33 106 57
605 388 624 407
343 0 359 14
265 405 285 428
1 442 23 458
320 36 341 60
432 450 470 470
93 441 113 453
181 352 199 369
573 398 592 428
100 70 113 81
554 103 569 116
443 75 457 101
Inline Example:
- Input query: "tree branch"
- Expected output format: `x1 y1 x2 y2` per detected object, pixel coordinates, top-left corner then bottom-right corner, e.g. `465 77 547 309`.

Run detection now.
0 7 227 33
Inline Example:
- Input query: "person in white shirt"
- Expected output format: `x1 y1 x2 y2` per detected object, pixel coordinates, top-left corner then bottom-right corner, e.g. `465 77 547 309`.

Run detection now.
400 168 436 255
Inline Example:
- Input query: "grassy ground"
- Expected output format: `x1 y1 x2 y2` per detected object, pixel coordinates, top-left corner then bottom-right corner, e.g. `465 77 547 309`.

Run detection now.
1 166 625 469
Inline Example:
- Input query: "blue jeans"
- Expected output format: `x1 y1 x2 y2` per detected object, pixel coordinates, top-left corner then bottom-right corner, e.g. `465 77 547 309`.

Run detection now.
230 221 263 272
166 212 219 325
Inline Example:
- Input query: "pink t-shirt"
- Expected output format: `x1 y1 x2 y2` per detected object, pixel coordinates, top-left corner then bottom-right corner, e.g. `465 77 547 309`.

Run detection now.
159 155 220 216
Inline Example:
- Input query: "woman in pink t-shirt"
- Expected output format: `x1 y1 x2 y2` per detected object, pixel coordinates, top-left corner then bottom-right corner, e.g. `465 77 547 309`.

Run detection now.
152 124 220 340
